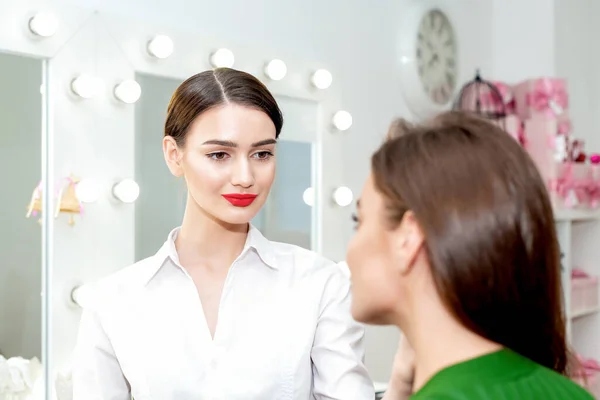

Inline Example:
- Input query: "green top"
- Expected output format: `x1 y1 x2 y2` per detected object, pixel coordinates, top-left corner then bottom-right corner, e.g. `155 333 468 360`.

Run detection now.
411 349 594 400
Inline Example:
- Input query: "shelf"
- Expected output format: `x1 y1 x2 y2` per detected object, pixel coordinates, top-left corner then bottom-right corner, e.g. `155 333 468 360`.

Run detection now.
554 208 600 222
571 306 600 319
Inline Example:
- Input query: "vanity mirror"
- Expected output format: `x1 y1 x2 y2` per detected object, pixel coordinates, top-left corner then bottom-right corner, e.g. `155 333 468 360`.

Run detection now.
35 7 353 396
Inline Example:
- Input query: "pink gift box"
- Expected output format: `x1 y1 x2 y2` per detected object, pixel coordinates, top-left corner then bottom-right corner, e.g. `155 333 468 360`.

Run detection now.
523 116 564 178
523 116 589 208
571 275 599 315
513 77 569 119
549 163 590 209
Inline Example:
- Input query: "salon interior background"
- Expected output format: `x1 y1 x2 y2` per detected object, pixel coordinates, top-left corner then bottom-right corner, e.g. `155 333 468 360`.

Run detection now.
2 0 600 383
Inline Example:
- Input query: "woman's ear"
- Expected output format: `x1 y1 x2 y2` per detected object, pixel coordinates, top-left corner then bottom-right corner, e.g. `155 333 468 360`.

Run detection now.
392 211 425 275
163 137 184 177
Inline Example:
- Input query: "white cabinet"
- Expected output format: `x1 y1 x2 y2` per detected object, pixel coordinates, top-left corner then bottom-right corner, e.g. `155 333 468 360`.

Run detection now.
555 208 600 361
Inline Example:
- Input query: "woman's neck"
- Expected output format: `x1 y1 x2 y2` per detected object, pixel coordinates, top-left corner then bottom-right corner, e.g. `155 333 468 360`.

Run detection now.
176 196 248 269
404 294 502 393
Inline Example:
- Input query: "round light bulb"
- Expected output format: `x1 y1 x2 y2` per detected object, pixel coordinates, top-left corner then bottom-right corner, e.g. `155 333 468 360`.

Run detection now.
311 69 333 89
332 110 353 131
333 186 353 207
264 59 287 81
70 75 103 99
75 178 100 203
29 11 59 37
303 187 314 207
147 35 173 59
71 285 89 308
114 80 142 104
209 48 235 68
112 179 140 203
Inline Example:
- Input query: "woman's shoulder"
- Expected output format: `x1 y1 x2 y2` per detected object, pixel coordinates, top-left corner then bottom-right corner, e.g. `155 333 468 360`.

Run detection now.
413 349 595 400
266 239 347 277
531 366 596 399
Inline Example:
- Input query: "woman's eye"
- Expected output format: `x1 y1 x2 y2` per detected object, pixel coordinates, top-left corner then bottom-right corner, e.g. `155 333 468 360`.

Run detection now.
253 151 274 160
207 152 229 161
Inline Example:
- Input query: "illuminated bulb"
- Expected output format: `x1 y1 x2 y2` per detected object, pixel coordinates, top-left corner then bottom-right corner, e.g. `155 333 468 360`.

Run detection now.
303 187 314 207
71 75 103 99
75 178 100 203
333 186 353 207
112 179 140 203
209 48 235 68
332 110 353 131
147 35 174 59
264 59 287 81
311 69 333 89
114 80 142 104
29 11 59 37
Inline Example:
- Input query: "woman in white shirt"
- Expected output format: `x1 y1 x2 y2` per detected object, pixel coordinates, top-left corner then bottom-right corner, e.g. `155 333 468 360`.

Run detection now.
72 68 373 400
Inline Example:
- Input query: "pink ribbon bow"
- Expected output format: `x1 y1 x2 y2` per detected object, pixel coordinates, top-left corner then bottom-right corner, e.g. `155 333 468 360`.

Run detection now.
525 78 569 115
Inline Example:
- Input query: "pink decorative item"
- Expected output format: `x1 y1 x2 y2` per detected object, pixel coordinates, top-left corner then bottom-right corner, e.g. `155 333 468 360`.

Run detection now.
569 139 586 163
547 162 590 209
557 118 572 135
524 115 565 174
479 81 515 113
522 115 590 208
513 77 569 119
589 155 600 208
571 274 599 315
524 116 568 207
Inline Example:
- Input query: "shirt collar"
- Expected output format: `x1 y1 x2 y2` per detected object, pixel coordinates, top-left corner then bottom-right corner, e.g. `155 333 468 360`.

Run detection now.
143 224 278 285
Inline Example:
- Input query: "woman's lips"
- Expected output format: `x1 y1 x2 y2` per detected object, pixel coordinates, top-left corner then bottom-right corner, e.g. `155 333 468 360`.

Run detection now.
221 193 258 207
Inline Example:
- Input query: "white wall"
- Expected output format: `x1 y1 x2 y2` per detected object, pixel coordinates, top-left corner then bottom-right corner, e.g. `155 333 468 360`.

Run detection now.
554 0 599 151
491 0 556 81
41 0 495 381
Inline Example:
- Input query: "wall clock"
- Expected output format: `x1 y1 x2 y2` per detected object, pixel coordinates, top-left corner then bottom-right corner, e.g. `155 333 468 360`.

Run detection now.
398 3 459 119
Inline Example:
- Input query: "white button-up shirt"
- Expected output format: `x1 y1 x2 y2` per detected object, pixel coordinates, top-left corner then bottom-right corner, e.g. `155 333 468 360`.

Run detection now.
73 226 374 400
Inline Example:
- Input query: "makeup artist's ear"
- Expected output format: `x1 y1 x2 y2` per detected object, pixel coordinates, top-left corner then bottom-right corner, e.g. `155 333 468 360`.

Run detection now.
163 136 184 177
391 210 424 275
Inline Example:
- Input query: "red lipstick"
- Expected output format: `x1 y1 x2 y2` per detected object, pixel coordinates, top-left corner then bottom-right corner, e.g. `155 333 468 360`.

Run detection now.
222 193 258 207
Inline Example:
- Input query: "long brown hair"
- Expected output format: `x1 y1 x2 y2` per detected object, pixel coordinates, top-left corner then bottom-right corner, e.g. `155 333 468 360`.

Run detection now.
371 111 568 373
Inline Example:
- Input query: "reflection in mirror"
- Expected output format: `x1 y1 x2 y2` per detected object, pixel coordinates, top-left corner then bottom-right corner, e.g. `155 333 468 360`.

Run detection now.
0 52 43 360
134 73 316 261
253 140 313 249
